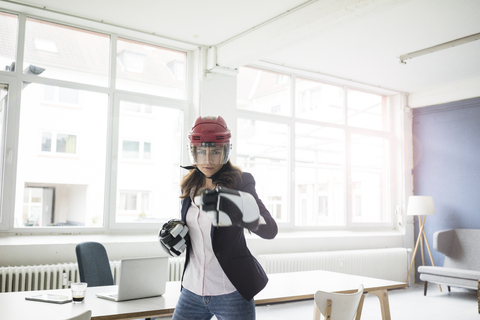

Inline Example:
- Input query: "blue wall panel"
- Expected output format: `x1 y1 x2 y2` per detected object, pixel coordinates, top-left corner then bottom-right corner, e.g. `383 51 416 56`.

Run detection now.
412 97 480 279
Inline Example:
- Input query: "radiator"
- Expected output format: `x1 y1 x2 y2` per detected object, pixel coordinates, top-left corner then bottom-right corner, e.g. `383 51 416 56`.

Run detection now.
0 249 406 293
257 248 408 282
168 257 185 283
0 258 185 293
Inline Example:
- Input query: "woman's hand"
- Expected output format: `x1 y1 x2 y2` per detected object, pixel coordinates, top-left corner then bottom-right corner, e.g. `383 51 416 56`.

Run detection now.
158 219 189 256
195 186 261 231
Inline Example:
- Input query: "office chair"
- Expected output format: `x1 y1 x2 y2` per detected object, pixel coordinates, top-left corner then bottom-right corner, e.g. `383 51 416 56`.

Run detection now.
64 310 92 320
75 242 154 320
75 242 114 287
313 284 364 320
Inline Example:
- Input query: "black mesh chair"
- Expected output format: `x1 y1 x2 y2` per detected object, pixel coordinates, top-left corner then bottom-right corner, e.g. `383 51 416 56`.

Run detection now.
75 242 114 287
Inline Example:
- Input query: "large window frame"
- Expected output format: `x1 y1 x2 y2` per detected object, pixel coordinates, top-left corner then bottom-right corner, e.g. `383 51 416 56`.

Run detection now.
237 65 401 231
0 9 192 233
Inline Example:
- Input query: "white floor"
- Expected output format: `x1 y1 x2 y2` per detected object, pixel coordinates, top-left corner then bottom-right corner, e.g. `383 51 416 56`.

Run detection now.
158 283 479 320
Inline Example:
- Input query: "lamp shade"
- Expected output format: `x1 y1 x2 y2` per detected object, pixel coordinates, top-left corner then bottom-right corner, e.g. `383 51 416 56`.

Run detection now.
407 196 436 216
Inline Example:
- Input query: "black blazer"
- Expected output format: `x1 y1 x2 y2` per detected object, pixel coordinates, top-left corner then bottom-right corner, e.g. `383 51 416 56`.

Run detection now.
180 172 278 301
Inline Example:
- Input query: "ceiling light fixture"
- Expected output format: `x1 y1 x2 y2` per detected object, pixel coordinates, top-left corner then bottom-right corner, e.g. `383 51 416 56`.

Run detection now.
399 32 480 64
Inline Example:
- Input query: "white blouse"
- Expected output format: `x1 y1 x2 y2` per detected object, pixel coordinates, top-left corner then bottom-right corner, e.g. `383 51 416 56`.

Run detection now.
181 199 236 296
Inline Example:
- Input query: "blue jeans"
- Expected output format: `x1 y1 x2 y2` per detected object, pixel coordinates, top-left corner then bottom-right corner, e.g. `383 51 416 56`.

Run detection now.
172 288 255 320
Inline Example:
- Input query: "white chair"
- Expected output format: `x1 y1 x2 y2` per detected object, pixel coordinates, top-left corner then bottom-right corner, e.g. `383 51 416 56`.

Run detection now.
313 284 364 320
64 310 92 320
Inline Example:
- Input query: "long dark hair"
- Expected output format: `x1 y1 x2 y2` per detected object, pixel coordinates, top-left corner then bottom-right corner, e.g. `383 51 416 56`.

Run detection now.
180 160 242 199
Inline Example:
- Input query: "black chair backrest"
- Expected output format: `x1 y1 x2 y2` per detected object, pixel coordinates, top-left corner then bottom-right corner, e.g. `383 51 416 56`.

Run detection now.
75 242 114 287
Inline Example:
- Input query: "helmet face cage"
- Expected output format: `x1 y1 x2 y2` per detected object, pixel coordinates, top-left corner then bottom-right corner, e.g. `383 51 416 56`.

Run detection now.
187 116 232 165
189 142 231 165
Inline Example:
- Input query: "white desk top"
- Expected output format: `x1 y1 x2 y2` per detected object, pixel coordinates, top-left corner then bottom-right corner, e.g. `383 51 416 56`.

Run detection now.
0 283 181 320
256 270 406 304
0 270 406 320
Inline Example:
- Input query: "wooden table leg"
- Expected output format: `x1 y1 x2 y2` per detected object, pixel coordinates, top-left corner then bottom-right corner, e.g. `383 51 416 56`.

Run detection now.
369 289 391 320
355 294 366 320
313 301 321 320
477 279 480 314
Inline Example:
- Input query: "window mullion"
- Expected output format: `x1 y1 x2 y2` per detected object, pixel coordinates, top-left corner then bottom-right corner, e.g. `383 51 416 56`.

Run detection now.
104 34 118 230
15 13 26 78
107 93 121 228
289 75 296 228
344 86 352 228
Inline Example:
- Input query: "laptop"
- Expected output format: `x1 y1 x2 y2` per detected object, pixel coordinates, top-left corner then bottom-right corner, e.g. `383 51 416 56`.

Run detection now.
96 256 169 302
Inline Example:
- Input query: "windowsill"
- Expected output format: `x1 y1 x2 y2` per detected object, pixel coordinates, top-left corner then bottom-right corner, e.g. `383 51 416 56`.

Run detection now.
0 228 405 246
0 232 158 246
256 228 404 239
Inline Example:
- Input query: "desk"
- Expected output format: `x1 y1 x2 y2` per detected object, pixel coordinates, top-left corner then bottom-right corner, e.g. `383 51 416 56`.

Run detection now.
0 270 405 320
0 284 181 320
256 270 407 320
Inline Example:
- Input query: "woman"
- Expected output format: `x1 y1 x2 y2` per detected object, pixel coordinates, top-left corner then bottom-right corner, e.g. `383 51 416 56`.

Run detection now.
161 116 277 320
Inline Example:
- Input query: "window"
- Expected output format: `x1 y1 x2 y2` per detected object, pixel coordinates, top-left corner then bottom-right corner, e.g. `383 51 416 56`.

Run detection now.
43 85 80 106
347 89 386 130
15 83 108 228
33 38 58 53
295 124 345 226
237 66 394 229
237 66 291 116
115 101 183 224
116 38 187 99
350 134 390 223
121 140 151 160
0 12 18 72
41 132 77 154
117 50 145 73
121 101 153 114
117 191 151 222
22 187 44 226
167 59 185 80
318 194 328 216
22 187 54 226
296 78 343 124
236 118 289 223
24 18 110 86
0 11 189 232
122 140 140 159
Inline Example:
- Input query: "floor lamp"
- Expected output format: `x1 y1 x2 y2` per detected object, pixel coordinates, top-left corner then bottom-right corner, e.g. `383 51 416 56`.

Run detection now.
405 196 441 291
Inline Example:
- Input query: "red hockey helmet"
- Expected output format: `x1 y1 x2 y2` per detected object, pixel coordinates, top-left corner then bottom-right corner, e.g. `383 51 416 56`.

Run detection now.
188 116 232 165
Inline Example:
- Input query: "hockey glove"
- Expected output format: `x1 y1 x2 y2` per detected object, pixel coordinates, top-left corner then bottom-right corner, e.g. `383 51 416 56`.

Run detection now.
158 219 189 257
195 186 260 231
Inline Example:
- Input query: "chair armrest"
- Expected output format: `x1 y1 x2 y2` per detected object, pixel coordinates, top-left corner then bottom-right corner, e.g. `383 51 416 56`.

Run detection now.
434 229 454 255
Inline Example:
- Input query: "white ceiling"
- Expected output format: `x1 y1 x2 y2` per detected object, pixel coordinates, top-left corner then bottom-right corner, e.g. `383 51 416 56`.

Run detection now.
5 0 480 105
